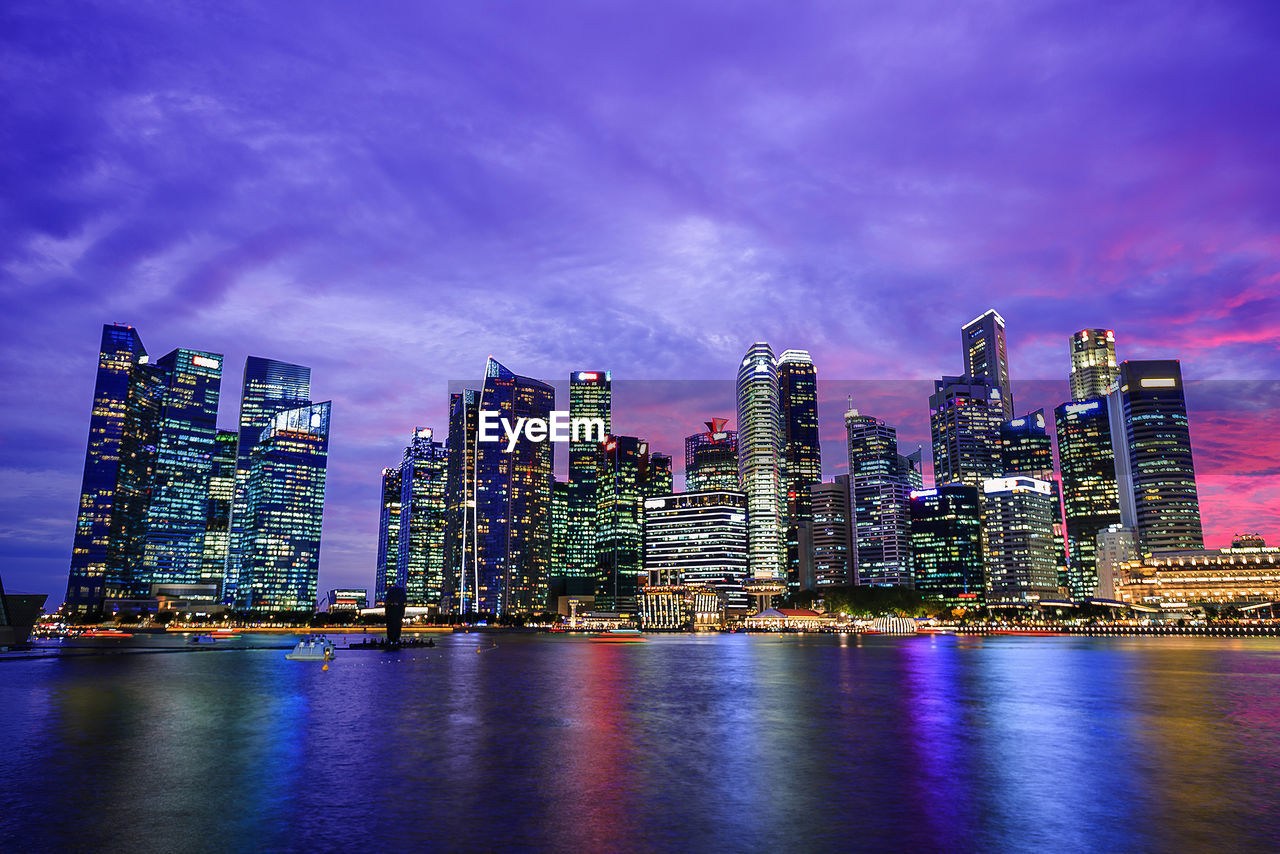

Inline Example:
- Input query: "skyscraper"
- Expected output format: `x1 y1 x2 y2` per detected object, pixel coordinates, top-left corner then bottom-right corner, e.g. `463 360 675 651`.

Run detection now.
929 375 1004 489
596 435 665 613
242 402 331 612
1070 329 1118 402
778 350 821 591
397 427 448 607
910 484 984 609
1055 398 1122 598
65 324 149 615
551 480 570 576
567 371 611 579
981 475 1060 604
642 490 749 609
443 388 479 612
809 477 854 587
226 357 311 605
736 343 786 581
685 420 739 492
374 466 403 607
845 410 913 586
1108 360 1203 553
201 430 238 589
999 409 1067 586
962 309 1013 419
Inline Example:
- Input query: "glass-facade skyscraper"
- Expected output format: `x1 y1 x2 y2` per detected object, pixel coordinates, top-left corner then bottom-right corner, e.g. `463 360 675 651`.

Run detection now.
1070 328 1118 402
1108 360 1203 553
1055 398 1122 598
981 475 1061 604
595 435 664 613
809 477 854 587
845 409 913 586
397 427 448 607
778 350 821 591
226 357 311 605
242 402 331 612
962 309 1013 419
567 371 611 579
375 465 403 607
65 324 149 615
443 388 479 612
929 375 1004 489
685 420 738 492
910 483 984 608
736 343 786 581
201 430 238 588
642 490 749 609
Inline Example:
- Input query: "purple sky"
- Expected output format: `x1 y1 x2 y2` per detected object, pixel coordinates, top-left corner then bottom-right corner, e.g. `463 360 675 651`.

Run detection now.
3 1 1279 603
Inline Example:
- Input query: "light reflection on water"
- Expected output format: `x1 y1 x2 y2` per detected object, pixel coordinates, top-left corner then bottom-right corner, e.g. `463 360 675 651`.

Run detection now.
3 634 1280 852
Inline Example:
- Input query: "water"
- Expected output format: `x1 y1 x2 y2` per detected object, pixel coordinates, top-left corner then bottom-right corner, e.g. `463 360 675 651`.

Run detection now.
4 633 1280 852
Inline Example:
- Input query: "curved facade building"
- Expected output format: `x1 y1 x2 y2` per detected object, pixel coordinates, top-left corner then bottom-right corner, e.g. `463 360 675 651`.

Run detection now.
736 343 786 580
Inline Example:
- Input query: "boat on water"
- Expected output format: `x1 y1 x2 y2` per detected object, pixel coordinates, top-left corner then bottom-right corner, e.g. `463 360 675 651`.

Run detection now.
286 635 336 661
189 634 219 644
80 629 133 639
591 628 645 643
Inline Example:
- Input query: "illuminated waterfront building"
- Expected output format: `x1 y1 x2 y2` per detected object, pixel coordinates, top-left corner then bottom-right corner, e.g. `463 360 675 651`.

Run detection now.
980 476 1060 604
596 435 668 613
443 388 479 612
327 588 368 611
929 375 1004 489
201 430 238 590
397 428 449 607
910 484 984 609
685 420 739 492
736 343 786 581
552 480 570 575
999 409 1067 587
226 357 311 605
809 477 853 587
1070 328 1118 402
1108 360 1203 553
568 371 611 578
1115 540 1280 609
778 350 821 591
643 490 749 610
65 324 149 614
962 309 1013 419
241 402 332 612
1095 524 1138 599
374 466 403 607
845 409 912 587
1055 398 1122 598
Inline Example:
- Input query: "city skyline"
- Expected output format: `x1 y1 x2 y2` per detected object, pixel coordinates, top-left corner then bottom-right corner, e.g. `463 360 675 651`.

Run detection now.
4 1 1280 603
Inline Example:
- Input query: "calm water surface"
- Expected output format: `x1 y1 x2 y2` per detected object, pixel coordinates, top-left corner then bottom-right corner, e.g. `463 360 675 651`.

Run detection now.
3 633 1280 852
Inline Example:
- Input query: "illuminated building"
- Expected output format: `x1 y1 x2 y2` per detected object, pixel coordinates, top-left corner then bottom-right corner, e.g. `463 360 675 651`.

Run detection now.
226 357 311 605
327 588 368 611
999 409 1067 588
552 480 570 575
962 309 1013 419
374 466 403 607
899 448 924 491
397 427 449 607
104 361 166 602
809 477 853 587
1108 360 1203 553
637 585 689 629
1070 328 1118 402
595 435 667 613
736 342 786 582
643 491 749 610
568 371 611 579
1116 540 1280 608
929 375 1004 488
910 484 984 609
443 388 479 613
1055 398 1122 598
685 420 738 492
201 430 238 591
65 324 149 615
1095 524 1138 599
980 476 1060 604
241 402 331 612
778 350 821 592
845 409 912 587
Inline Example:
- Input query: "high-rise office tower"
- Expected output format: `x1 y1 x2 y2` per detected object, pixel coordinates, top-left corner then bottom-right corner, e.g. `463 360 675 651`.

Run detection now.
133 348 223 595
1055 398 1122 598
443 388 479 612
845 410 913 587
910 484 984 609
809 477 854 587
642 490 749 609
201 430 238 590
962 309 1013 419
1070 329 1118 402
242 402 331 611
1095 524 1138 599
375 466 403 607
596 435 666 613
778 350 821 592
1108 360 1203 553
929 375 1005 489
567 371 611 579
981 476 1060 604
397 427 449 607
999 409 1068 585
898 448 924 491
65 324 149 615
685 420 739 492
471 358 555 615
736 343 786 581
226 357 311 605
552 480 570 575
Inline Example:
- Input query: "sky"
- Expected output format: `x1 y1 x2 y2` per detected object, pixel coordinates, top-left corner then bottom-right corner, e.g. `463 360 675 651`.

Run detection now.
2 0 1279 604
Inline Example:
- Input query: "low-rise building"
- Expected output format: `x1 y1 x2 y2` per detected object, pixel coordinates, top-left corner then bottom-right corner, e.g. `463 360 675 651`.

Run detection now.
1116 540 1280 609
